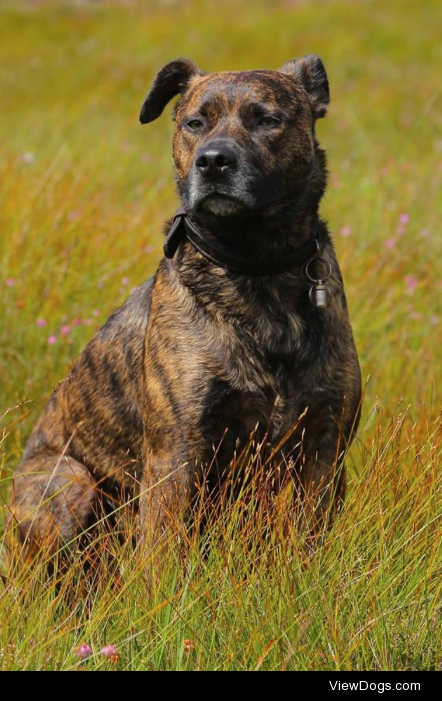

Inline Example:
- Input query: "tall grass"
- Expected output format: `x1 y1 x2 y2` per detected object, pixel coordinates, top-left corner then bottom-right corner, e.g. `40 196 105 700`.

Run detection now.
2 405 442 671
1 0 442 670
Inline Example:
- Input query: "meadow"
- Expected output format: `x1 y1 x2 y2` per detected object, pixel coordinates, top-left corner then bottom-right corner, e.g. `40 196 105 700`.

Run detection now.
1 0 442 671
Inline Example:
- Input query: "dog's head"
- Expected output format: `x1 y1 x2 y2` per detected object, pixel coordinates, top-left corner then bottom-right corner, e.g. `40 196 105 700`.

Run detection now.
140 56 329 220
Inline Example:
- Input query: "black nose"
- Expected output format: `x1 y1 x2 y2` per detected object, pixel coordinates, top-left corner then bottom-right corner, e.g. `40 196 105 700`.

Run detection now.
195 142 238 178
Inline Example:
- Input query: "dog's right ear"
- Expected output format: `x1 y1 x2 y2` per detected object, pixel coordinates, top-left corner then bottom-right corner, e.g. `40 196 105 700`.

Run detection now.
139 58 205 124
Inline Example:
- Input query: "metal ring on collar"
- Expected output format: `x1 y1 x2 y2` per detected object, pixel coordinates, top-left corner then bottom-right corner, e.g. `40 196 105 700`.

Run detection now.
304 256 332 283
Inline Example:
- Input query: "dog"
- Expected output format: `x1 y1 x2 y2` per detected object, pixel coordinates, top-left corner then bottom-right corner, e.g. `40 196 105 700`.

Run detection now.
8 55 361 557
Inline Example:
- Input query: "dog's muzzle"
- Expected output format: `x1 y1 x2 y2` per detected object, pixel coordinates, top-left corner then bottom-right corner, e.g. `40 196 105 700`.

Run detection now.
187 139 254 215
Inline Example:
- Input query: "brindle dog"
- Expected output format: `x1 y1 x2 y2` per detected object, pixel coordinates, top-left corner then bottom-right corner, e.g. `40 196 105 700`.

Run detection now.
8 55 361 556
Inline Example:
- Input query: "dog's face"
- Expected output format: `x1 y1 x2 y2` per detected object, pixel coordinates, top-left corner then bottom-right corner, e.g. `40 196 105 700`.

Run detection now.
140 55 329 219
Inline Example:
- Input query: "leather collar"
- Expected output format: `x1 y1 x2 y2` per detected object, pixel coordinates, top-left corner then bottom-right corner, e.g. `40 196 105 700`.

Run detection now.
163 207 320 276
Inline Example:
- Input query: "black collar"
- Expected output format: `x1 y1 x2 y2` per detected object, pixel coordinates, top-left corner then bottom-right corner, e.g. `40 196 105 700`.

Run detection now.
163 207 320 276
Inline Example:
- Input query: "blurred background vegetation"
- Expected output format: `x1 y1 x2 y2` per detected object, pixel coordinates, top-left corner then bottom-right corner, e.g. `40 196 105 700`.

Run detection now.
0 0 442 671
1 0 442 520
1 0 441 446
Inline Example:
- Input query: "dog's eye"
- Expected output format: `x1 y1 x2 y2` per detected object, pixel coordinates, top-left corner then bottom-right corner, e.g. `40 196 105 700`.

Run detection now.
258 116 281 128
186 119 204 131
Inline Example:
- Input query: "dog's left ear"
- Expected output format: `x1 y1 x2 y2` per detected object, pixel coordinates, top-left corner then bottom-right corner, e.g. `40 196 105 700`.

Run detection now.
279 54 330 119
139 58 206 124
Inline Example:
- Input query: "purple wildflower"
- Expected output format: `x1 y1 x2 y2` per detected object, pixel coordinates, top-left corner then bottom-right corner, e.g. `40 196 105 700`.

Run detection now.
405 275 418 293
101 644 119 664
74 643 92 660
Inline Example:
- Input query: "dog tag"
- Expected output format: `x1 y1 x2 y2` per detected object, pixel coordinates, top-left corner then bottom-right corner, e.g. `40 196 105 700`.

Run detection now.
309 281 327 308
304 255 331 309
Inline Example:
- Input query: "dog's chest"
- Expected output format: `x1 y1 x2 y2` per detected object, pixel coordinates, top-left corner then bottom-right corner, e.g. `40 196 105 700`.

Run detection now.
199 304 317 458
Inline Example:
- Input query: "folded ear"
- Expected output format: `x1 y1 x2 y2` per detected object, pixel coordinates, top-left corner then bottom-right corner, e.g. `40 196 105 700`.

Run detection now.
278 54 330 119
139 58 205 124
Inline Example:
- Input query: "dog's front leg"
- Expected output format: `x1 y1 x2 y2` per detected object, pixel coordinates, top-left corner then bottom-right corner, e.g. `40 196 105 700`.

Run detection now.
137 446 197 560
297 417 348 540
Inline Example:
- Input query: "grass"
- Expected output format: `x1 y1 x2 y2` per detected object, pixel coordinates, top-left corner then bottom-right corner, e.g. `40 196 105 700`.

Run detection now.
1 0 442 671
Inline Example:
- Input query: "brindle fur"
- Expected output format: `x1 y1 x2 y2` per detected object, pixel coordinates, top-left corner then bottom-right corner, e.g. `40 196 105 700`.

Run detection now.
8 55 361 556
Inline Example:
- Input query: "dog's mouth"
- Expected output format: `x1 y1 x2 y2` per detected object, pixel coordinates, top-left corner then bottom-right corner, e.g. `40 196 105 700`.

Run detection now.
198 193 249 217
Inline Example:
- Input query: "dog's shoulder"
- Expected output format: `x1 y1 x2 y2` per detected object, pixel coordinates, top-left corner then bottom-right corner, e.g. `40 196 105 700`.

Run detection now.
96 276 155 344
22 278 157 461
63 278 155 412
68 275 156 397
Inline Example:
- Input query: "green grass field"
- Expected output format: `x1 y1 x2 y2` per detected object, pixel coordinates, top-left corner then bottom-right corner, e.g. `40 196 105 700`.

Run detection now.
1 0 442 671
